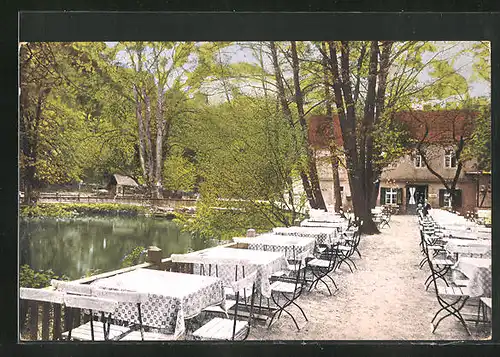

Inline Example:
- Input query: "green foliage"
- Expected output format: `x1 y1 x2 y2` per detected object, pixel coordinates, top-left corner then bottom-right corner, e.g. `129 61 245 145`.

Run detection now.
83 269 103 278
463 101 491 170
372 113 412 168
20 203 148 218
20 264 69 288
120 246 146 268
173 94 304 239
163 154 197 192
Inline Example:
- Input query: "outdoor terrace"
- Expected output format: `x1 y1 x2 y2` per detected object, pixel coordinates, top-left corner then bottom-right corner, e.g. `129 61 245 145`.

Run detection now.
20 214 491 341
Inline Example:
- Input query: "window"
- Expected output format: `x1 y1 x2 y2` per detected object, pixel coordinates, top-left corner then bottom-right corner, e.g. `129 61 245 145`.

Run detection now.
444 149 457 168
385 188 398 205
414 154 425 168
380 187 403 205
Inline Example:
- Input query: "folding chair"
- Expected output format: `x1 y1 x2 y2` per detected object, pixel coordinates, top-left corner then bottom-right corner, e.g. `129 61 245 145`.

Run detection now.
62 293 126 341
425 248 472 336
305 243 339 296
420 236 454 291
335 228 360 273
192 268 257 340
268 259 308 331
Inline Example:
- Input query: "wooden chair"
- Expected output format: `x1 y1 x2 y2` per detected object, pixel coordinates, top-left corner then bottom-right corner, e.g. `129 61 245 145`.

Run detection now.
420 235 454 291
334 228 360 273
192 268 257 341
305 243 340 296
268 258 308 331
425 248 472 336
61 294 129 341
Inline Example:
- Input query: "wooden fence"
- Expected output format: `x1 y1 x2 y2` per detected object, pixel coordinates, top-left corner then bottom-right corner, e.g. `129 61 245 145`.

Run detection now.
37 193 197 209
20 243 241 341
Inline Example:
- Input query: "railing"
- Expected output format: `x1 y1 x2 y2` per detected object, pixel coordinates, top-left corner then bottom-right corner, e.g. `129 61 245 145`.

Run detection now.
36 193 197 209
20 243 241 341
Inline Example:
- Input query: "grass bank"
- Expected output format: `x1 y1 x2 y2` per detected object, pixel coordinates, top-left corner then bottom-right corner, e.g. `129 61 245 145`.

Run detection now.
20 202 150 218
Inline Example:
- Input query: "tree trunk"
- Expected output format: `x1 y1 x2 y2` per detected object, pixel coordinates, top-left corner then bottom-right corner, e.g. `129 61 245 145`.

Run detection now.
371 172 381 208
370 41 394 209
142 88 155 187
154 85 165 199
331 150 343 212
326 41 380 234
290 41 326 210
134 85 148 182
21 86 47 205
322 41 342 212
269 41 316 208
360 41 380 234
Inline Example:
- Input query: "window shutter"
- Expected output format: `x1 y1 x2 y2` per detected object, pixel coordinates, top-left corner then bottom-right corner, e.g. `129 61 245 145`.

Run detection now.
380 187 387 204
397 188 403 205
455 189 462 208
439 189 445 207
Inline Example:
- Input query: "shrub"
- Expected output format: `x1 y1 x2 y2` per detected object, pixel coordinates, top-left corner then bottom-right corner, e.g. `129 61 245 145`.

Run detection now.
19 264 69 288
120 246 147 268
20 203 149 218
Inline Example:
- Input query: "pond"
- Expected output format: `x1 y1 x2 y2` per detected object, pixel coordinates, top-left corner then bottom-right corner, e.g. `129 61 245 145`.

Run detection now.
19 216 216 280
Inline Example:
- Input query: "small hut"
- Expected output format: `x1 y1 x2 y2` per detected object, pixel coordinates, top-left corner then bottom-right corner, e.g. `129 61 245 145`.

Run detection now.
107 174 139 197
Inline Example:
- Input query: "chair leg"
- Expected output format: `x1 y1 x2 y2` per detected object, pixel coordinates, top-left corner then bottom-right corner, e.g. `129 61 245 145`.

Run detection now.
432 296 470 336
476 299 482 327
268 292 301 331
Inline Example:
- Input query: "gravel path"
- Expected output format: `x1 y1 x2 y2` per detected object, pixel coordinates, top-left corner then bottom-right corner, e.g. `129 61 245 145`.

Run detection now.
247 215 491 340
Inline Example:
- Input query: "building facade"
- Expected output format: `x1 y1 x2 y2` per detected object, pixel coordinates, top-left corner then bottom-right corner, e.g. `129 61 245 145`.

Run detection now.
308 110 491 214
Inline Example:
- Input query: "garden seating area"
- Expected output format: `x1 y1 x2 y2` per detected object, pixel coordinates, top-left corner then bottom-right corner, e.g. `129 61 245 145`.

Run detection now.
20 209 492 341
417 208 491 336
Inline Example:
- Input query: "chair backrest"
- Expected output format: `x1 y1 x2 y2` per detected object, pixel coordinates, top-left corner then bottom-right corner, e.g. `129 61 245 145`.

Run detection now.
20 287 65 304
63 294 117 314
424 247 450 296
51 280 93 296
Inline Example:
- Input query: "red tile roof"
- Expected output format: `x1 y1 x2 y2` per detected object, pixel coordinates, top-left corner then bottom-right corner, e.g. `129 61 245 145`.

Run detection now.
393 110 476 144
308 115 344 148
308 110 477 149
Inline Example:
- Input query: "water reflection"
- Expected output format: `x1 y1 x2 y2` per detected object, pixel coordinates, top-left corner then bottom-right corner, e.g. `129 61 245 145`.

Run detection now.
19 216 213 280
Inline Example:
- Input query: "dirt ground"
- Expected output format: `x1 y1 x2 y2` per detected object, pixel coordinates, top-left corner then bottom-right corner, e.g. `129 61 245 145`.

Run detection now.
247 215 491 341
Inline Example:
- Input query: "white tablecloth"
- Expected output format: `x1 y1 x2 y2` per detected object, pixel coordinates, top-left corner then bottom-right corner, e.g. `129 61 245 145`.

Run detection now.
272 226 339 245
445 239 491 258
233 235 315 260
300 219 346 229
452 257 491 298
90 269 225 337
440 229 491 240
171 248 288 298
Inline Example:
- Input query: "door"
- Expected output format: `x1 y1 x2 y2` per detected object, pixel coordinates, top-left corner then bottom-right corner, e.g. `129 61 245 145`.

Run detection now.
406 185 428 214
